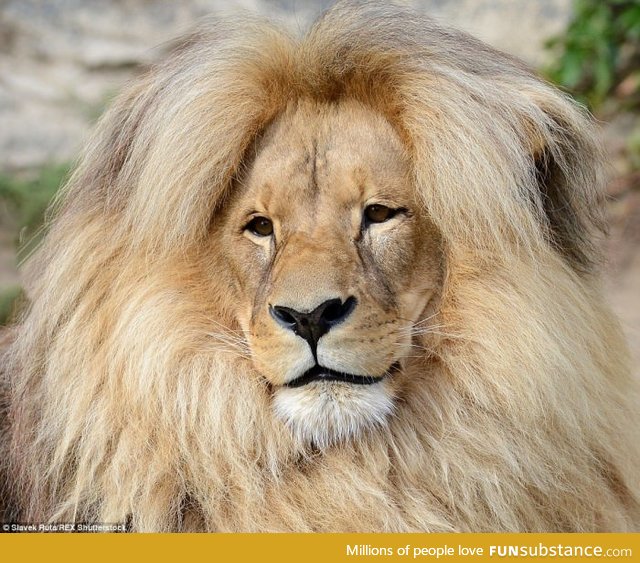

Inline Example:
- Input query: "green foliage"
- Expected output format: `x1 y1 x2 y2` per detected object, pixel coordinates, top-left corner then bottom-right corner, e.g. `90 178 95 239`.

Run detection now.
0 285 22 325
0 163 69 325
545 0 640 109
0 163 69 239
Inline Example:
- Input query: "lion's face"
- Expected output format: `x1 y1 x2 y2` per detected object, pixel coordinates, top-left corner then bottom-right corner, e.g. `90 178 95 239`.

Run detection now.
214 100 443 447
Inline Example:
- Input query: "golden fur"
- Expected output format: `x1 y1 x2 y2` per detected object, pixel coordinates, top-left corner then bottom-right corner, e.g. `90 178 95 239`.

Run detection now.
1 2 639 531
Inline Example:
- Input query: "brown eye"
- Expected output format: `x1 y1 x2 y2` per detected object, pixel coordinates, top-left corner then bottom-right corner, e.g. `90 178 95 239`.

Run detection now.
245 216 274 237
364 204 394 225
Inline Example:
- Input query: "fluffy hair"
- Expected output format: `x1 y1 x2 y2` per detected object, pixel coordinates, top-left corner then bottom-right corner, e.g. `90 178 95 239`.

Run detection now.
1 1 639 531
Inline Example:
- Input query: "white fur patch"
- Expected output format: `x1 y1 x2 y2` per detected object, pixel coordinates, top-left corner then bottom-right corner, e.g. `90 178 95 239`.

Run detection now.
273 380 395 449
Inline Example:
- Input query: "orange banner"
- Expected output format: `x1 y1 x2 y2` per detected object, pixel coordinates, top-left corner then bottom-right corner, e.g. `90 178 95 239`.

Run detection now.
1 533 638 563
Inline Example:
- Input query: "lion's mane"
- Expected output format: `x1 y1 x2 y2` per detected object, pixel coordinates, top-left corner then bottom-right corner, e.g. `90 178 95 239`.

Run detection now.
1 2 639 531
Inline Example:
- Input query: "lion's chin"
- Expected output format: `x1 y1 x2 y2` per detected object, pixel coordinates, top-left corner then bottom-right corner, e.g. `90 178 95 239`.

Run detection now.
273 380 395 449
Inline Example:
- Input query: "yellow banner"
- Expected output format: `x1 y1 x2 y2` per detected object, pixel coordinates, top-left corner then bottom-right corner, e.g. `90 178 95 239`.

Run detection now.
1 533 638 562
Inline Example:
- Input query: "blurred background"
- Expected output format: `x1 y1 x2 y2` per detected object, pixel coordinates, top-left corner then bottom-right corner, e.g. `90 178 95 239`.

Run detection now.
0 0 638 372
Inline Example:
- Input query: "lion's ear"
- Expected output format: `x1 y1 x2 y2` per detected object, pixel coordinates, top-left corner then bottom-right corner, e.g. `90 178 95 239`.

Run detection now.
526 100 606 274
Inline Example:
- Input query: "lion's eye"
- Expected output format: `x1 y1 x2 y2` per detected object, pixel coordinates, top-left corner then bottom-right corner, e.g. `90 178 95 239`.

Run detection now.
245 216 274 237
364 204 396 225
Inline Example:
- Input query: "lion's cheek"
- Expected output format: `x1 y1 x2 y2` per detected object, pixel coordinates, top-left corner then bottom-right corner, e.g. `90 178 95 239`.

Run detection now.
317 334 398 377
247 328 315 386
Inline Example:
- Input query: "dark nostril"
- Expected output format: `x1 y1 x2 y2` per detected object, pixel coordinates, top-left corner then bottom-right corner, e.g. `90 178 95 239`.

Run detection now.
319 296 357 326
321 301 344 322
270 305 297 327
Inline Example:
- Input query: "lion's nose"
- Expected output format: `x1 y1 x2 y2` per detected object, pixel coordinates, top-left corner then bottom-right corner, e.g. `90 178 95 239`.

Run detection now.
270 297 357 351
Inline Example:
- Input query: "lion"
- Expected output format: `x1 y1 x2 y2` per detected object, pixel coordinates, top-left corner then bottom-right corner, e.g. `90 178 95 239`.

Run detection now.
1 2 639 532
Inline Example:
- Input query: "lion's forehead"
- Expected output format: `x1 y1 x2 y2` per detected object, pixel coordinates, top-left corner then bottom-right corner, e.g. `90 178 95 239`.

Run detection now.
242 100 413 223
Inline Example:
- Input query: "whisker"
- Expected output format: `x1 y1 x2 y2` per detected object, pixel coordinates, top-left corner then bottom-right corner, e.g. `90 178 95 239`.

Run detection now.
396 311 440 327
414 331 463 339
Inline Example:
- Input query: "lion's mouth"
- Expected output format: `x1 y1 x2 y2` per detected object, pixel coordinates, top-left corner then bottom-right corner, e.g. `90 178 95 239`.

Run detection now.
285 362 400 388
